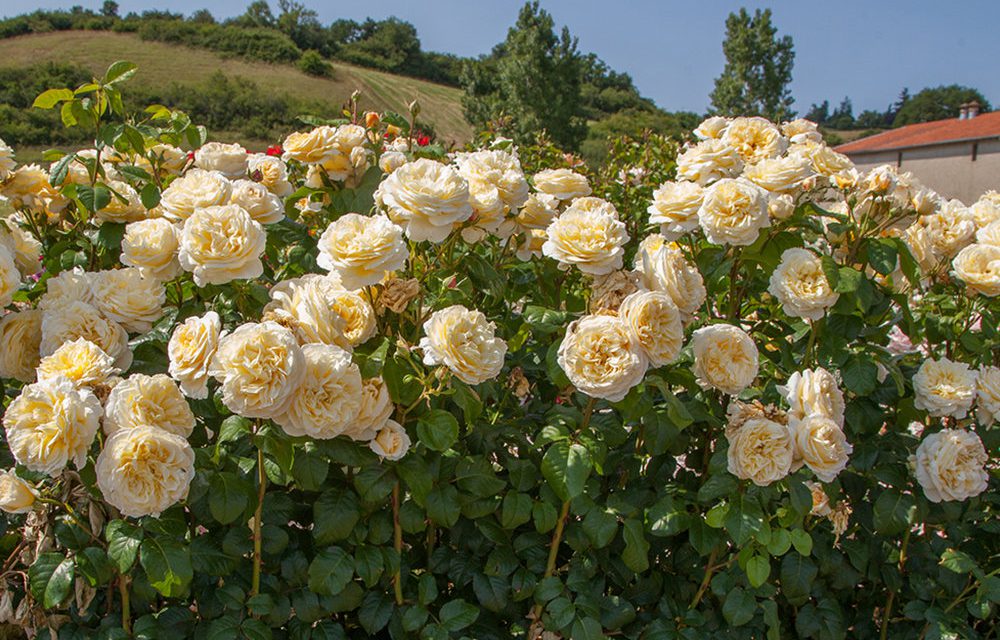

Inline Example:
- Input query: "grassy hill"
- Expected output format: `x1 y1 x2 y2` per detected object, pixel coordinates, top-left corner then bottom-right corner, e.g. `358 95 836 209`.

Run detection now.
0 31 472 148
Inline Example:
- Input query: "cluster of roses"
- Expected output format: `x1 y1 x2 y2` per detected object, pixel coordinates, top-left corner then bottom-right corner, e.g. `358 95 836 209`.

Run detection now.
0 110 995 528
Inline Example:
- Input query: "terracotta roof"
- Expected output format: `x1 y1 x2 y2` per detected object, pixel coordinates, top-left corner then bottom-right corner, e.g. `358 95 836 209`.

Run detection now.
835 111 1000 154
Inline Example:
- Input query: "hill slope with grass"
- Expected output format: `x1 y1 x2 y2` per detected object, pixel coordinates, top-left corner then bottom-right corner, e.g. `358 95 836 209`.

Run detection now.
0 31 472 148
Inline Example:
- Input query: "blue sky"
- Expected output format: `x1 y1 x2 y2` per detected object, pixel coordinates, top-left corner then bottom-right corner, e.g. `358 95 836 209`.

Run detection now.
4 0 999 116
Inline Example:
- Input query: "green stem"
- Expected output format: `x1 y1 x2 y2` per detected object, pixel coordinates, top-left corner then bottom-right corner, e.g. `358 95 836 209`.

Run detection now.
250 446 266 598
118 575 131 635
690 547 720 609
392 481 404 605
880 528 911 640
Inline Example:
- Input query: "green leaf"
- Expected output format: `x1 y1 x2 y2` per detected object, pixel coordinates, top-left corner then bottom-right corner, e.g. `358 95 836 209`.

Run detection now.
439 599 479 632
842 357 879 396
780 554 817 606
873 490 916 535
308 547 354 596
49 152 76 186
290 449 329 491
104 60 138 85
501 492 533 530
426 484 461 528
621 518 650 573
217 415 251 444
29 553 74 608
571 617 604 640
940 549 980 576
313 490 360 544
209 472 250 525
647 497 689 537
77 547 114 587
106 519 143 573
473 573 508 612
140 183 161 210
76 184 112 213
33 88 74 109
725 495 764 546
867 238 898 276
582 507 618 548
766 529 792 557
139 537 193 598
746 555 770 588
541 440 592 502
416 410 459 452
358 591 393 634
722 586 755 626
790 529 813 556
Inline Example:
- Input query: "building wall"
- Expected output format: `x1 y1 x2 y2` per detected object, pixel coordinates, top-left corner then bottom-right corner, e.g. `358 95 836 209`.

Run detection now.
847 138 1000 203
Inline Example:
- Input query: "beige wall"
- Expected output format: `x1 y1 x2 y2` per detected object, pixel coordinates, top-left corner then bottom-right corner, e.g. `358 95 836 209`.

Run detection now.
847 138 1000 203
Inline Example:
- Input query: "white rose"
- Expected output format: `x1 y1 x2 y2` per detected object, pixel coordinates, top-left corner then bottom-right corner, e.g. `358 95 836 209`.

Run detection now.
970 199 1000 229
420 305 507 385
768 193 796 220
349 377 393 441
919 203 976 259
911 429 989 503
159 169 232 221
618 291 683 367
801 144 854 178
976 220 1000 247
96 425 195 518
792 415 852 482
1 164 67 216
38 267 93 310
375 158 473 243
0 245 19 309
543 199 628 275
179 204 266 287
168 311 221 399
229 178 285 225
208 321 306 419
557 314 647 402
331 289 377 347
0 217 42 277
369 419 411 461
147 143 188 176
379 151 407 174
778 367 845 426
767 248 839 321
533 169 591 201
0 309 42 382
96 180 145 224
865 165 898 194
647 181 704 240
913 357 977 419
282 126 341 164
91 268 166 333
264 275 350 349
742 155 814 193
275 344 363 439
726 417 794 486
693 116 730 140
781 119 822 144
0 470 36 514
40 300 132 371
121 218 182 281
952 243 1000 297
247 153 293 197
698 178 770 246
691 324 758 394
317 214 408 289
723 117 787 164
0 138 15 180
37 338 119 389
633 234 706 323
104 374 195 438
454 149 529 238
3 376 102 476
975 366 1000 425
676 139 743 185
194 141 248 179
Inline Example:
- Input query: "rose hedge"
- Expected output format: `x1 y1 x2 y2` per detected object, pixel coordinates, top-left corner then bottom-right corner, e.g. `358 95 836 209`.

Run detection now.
0 63 996 640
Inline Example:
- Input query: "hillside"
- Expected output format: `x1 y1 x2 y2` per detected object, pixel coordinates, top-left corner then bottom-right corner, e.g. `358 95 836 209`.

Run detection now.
0 31 472 145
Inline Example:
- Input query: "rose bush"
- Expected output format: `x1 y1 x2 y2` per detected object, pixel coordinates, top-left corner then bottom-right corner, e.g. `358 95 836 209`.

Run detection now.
0 62 995 640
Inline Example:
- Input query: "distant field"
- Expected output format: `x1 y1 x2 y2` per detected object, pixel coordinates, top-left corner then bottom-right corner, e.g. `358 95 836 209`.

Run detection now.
0 31 473 144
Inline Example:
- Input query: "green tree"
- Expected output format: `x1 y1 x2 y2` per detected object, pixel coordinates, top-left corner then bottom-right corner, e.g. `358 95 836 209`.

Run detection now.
827 96 855 129
101 0 119 18
234 0 275 29
893 84 991 126
709 8 795 121
461 2 586 149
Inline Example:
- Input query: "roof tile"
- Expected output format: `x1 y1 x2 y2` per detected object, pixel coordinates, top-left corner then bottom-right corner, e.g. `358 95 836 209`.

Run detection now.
835 111 1000 154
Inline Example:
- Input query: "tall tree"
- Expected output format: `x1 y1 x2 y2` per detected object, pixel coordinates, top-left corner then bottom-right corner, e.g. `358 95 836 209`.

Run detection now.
893 85 991 126
709 8 795 121
461 2 586 149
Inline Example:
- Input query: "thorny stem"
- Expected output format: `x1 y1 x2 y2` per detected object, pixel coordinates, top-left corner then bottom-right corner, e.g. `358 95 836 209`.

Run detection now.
392 481 404 605
880 528 911 640
118 575 131 635
251 446 266 599
689 547 720 609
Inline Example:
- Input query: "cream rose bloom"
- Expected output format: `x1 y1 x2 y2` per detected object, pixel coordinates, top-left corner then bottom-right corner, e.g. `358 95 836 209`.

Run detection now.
96 425 195 518
952 243 1000 297
40 300 132 371
633 234 707 323
104 374 195 438
159 169 232 221
532 169 591 201
275 344 363 439
0 470 36 514
38 267 93 310
557 314 647 402
229 179 285 225
0 246 20 309
348 377 393 441
970 198 1000 229
37 338 119 388
208 321 306 419
283 126 341 164
369 419 411 461
247 153 293 197
379 151 407 174
91 268 166 333
618 291 683 367
543 199 628 275
179 204 266 287
726 417 794 486
121 218 181 281
911 429 989 503
976 220 1000 247
693 116 730 140
782 119 822 144
918 204 976 259
0 217 42 277
454 149 529 239
96 180 145 224
647 181 704 240
802 144 854 178
0 309 42 382
743 155 814 193
698 178 770 246
3 376 102 476
975 365 1000 425
723 117 787 163
264 275 350 349
0 138 15 180
194 141 248 179
420 305 507 385
168 311 221 399
778 367 845 426
767 248 839 320
317 214 408 289
1 164 68 216
792 415 852 483
691 324 758 394
331 289 377 346
147 143 188 176
375 158 473 243
913 357 977 419
768 193 796 220
676 139 744 185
